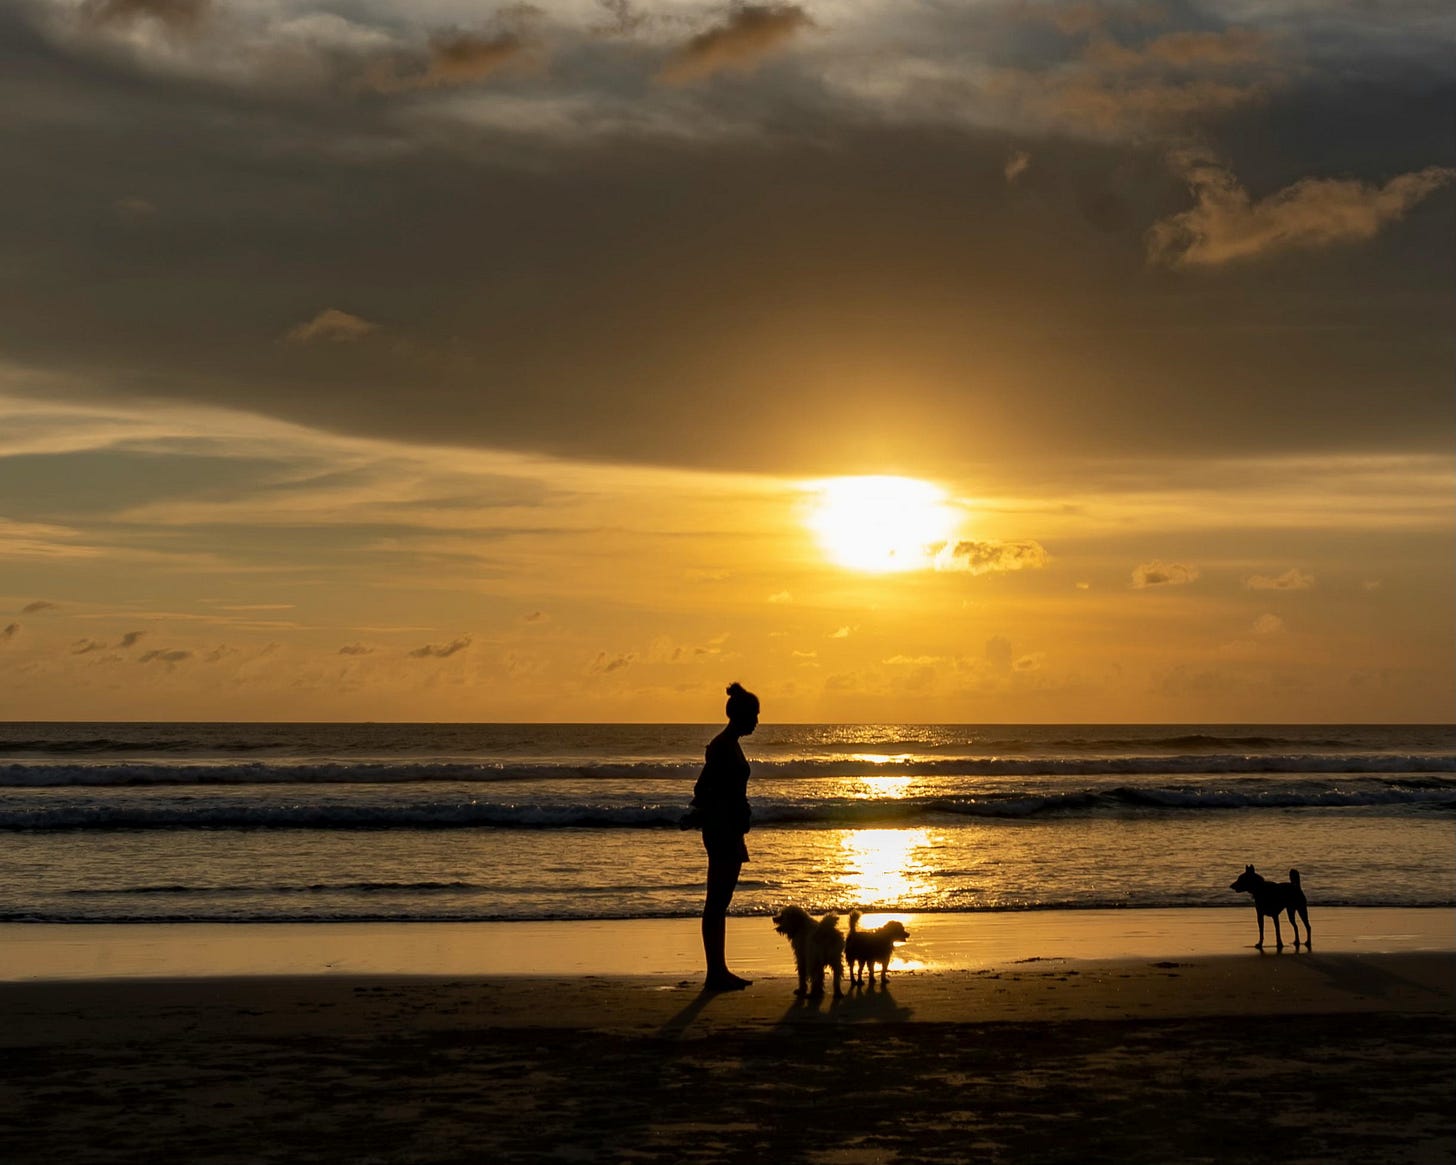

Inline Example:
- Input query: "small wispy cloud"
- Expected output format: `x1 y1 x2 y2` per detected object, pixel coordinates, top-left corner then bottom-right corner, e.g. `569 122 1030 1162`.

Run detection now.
1 623 18 642
22 600 57 614
284 309 380 344
932 540 1049 575
1004 150 1031 184
139 648 193 664
1246 568 1314 591
589 651 636 673
1252 613 1285 634
408 636 472 658
338 643 374 655
1131 560 1199 588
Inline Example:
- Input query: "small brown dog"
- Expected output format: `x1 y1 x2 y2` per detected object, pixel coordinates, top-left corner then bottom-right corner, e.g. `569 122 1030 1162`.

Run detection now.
845 911 910 985
1230 865 1311 950
771 906 845 998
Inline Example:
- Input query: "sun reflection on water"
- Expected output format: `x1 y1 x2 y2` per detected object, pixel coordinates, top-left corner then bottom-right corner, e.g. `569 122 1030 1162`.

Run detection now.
838 827 935 901
836 828 934 971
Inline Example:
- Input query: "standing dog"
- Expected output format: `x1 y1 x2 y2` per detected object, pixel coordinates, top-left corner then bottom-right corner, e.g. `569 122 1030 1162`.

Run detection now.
845 911 910 985
1230 865 1311 950
771 906 846 998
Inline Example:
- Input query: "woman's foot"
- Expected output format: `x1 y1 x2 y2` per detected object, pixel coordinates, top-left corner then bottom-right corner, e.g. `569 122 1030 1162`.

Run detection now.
703 971 752 992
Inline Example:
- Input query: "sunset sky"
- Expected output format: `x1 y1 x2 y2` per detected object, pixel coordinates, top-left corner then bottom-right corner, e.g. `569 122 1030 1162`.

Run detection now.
0 0 1451 722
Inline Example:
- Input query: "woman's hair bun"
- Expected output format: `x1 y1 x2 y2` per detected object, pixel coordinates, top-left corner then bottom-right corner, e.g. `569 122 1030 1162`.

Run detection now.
726 682 745 697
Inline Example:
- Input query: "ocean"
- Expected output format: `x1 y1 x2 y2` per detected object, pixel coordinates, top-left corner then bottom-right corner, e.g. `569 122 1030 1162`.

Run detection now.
1 723 1452 925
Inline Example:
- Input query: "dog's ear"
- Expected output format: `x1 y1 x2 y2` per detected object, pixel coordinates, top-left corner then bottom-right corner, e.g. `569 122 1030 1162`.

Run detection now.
1245 864 1255 873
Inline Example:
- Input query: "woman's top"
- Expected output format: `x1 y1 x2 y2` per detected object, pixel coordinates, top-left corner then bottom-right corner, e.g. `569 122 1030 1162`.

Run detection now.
691 732 751 835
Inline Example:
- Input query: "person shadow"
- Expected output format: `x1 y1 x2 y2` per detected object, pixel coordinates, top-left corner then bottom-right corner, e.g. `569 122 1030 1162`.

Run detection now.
657 982 750 1039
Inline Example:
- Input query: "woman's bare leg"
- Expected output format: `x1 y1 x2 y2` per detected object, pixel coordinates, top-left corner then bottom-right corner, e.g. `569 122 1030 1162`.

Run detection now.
702 852 750 990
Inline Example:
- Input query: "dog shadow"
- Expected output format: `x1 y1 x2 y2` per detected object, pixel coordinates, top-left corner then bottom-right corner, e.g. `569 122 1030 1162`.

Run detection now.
775 980 914 1026
838 980 914 1023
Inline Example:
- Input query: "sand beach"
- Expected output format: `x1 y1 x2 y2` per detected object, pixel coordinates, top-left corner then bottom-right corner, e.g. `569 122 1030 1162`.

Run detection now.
2 908 1452 1164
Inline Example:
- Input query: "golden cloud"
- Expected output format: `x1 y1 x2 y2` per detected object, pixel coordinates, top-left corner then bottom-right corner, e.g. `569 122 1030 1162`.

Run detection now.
1148 152 1456 267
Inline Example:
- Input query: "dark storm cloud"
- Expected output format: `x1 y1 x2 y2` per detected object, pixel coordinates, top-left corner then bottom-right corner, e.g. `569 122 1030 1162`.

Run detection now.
1 623 18 641
364 30 535 94
658 4 811 84
338 643 374 655
21 601 56 614
80 0 208 35
0 2 1452 477
119 630 145 647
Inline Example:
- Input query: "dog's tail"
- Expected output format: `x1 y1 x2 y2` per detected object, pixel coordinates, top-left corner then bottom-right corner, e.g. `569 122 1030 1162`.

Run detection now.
1289 869 1301 886
848 910 861 934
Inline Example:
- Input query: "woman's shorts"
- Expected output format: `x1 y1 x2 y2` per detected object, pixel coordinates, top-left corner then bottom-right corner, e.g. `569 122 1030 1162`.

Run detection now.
702 829 749 865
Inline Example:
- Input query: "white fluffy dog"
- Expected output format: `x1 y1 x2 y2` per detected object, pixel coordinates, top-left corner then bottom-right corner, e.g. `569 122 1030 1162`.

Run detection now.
771 906 845 998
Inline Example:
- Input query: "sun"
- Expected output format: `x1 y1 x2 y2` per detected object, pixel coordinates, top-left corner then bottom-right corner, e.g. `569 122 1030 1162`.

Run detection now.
805 476 959 573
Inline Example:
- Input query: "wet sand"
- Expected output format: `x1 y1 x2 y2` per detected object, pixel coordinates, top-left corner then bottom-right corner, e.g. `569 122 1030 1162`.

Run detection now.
1 910 1452 1163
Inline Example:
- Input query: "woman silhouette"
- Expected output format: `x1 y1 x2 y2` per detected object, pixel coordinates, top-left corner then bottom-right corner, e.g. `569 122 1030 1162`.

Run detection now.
691 682 759 991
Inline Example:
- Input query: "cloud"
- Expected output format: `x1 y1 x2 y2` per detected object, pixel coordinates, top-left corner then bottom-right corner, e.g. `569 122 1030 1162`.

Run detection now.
119 631 145 648
767 591 792 604
80 0 208 35
71 638 107 654
589 650 635 673
1037 2 1166 37
522 610 549 623
1 623 17 641
21 601 57 614
1252 613 1285 635
366 31 534 93
658 4 811 85
1004 150 1031 184
338 643 374 655
408 636 472 658
985 635 1013 672
829 626 853 639
1246 567 1314 591
595 0 649 37
139 648 193 663
1084 28 1272 70
933 540 1049 575
1131 560 1198 588
284 309 380 345
1148 153 1456 267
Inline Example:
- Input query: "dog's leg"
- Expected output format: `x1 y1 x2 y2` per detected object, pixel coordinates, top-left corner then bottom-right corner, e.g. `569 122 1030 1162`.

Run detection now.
1254 908 1265 949
831 956 843 999
1271 911 1284 950
1299 906 1312 947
